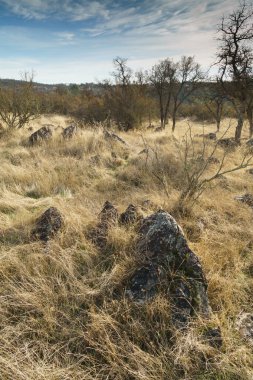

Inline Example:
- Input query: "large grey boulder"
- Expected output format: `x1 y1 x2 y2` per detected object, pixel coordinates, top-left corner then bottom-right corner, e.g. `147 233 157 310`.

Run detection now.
126 211 210 325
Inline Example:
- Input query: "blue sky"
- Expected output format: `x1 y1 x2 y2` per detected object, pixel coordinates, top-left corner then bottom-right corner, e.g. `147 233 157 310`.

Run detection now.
0 0 239 84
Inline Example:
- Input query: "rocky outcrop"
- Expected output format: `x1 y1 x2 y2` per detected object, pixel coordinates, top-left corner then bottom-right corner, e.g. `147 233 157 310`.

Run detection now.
29 126 52 145
126 211 210 326
62 125 77 139
90 201 118 248
119 204 142 225
32 207 63 242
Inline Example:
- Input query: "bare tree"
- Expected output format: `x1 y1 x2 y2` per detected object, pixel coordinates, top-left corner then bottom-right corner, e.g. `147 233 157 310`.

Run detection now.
112 57 132 88
171 56 203 131
149 58 177 129
204 78 226 131
216 1 253 141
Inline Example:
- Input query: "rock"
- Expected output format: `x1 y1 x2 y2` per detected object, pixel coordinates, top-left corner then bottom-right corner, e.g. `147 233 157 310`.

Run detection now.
247 168 253 175
29 126 52 145
217 138 239 149
141 199 155 211
199 132 217 140
99 201 118 226
62 125 77 139
32 207 63 242
235 193 253 208
126 211 210 326
90 155 101 165
104 129 127 145
119 204 142 225
155 126 163 132
90 201 118 248
236 313 253 346
203 327 223 348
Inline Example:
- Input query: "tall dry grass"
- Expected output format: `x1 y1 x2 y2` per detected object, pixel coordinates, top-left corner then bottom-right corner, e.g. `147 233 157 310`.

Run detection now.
0 116 252 379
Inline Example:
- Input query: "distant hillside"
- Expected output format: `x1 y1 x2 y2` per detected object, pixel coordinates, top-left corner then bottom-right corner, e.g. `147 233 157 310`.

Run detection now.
0 79 102 93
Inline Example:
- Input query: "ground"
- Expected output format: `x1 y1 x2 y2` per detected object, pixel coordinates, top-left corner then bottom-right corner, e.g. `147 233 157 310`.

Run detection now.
0 115 253 379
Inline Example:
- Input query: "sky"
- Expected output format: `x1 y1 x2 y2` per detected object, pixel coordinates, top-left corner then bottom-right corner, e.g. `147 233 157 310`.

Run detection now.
0 0 240 84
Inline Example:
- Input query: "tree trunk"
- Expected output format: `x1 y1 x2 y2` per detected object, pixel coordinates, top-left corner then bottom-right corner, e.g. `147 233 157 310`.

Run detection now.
247 106 253 138
235 111 244 142
216 118 221 132
216 102 222 132
172 111 176 132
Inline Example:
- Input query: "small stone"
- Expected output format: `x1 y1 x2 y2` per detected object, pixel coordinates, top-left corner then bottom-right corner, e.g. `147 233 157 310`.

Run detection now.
235 193 253 208
62 125 77 139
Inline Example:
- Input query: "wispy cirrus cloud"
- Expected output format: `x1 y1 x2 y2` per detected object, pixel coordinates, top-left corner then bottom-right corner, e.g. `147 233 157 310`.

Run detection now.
0 0 109 21
0 0 242 83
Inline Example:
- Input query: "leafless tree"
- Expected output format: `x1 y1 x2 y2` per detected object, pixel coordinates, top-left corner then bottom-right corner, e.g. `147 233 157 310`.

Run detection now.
112 57 132 88
149 58 177 129
216 1 253 141
204 78 226 131
171 56 203 131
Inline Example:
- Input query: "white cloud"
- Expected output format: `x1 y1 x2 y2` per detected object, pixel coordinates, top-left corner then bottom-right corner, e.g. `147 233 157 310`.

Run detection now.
1 0 109 21
0 0 243 82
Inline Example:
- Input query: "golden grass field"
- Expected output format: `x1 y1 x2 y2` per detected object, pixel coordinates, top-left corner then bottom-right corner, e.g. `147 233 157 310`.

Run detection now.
0 115 253 379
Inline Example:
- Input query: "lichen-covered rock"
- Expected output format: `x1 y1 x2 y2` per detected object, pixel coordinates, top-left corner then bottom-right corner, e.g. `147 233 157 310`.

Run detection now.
126 211 210 325
62 125 77 139
90 201 118 248
32 207 63 241
29 126 52 145
99 201 118 226
119 204 141 225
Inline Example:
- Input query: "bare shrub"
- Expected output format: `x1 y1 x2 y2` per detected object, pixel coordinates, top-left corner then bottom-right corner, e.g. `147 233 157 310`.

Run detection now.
0 72 40 130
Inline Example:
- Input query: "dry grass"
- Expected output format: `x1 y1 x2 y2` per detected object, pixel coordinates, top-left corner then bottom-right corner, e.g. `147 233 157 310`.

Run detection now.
0 116 253 379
